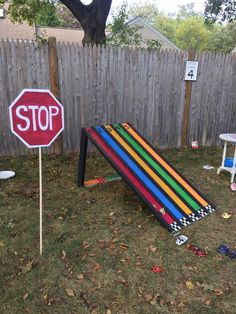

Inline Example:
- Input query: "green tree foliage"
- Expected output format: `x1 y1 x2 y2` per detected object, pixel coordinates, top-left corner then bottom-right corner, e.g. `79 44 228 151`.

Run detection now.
7 0 52 25
127 2 235 52
208 21 236 52
36 2 61 27
153 13 177 43
175 17 211 50
128 2 211 51
5 0 60 27
204 0 236 23
107 4 161 50
107 5 142 47
3 0 59 27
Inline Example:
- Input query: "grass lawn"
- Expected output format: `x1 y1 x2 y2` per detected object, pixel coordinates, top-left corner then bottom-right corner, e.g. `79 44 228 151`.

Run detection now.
0 146 236 314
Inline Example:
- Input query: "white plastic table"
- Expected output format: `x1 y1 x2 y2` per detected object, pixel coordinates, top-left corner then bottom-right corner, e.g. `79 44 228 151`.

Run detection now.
217 133 236 183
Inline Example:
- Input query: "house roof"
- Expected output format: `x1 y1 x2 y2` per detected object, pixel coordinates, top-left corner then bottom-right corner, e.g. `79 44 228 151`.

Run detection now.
231 47 236 55
126 16 179 50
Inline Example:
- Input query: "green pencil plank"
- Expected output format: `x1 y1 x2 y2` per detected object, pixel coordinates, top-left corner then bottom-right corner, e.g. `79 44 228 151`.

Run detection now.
114 124 200 211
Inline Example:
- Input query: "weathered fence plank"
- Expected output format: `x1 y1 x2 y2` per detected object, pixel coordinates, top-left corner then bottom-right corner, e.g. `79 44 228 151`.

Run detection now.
0 39 51 155
0 40 235 156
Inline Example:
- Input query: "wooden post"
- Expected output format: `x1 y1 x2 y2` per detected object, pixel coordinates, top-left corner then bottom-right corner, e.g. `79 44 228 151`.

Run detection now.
78 128 88 187
181 48 196 147
48 37 62 154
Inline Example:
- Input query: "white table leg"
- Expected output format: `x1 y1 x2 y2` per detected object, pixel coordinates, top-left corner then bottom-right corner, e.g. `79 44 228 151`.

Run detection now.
231 146 236 183
217 141 227 175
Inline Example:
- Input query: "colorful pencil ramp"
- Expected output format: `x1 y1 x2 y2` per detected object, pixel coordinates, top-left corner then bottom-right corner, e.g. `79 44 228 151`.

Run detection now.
78 123 216 233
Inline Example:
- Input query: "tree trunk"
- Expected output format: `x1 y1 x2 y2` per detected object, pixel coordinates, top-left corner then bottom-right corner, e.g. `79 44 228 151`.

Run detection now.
60 0 112 44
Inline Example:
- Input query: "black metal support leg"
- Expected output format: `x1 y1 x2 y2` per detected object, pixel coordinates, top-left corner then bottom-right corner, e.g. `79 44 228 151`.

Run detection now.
78 128 88 187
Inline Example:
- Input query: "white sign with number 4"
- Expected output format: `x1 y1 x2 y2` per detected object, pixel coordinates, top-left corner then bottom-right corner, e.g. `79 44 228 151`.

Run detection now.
184 61 198 81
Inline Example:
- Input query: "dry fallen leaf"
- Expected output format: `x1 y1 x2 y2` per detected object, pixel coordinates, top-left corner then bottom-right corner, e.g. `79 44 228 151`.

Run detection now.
177 301 186 308
144 294 153 302
124 217 132 225
94 263 101 271
120 243 128 250
204 300 211 306
186 281 194 289
138 205 143 211
150 293 160 305
83 241 90 249
23 292 29 300
148 245 157 252
61 250 66 260
43 294 60 305
0 240 4 248
117 276 129 287
22 261 33 274
65 288 75 297
77 274 84 280
106 310 112 314
214 288 224 296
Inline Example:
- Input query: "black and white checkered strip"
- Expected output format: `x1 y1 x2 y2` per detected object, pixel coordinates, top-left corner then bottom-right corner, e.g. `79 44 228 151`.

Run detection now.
170 221 181 232
179 217 191 226
205 205 216 213
188 213 200 222
199 208 209 217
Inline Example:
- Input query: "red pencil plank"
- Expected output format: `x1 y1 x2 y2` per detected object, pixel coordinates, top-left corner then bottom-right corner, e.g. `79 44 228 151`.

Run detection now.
87 128 174 225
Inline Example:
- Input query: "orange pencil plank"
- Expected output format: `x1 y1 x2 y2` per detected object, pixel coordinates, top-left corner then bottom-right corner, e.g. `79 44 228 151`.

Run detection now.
122 123 208 207
105 126 193 215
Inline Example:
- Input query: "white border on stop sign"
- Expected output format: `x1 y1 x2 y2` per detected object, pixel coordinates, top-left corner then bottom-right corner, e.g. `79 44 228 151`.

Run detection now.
9 89 64 148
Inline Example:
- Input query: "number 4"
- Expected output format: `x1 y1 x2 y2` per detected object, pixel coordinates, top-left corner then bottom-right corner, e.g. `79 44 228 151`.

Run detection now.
188 69 194 78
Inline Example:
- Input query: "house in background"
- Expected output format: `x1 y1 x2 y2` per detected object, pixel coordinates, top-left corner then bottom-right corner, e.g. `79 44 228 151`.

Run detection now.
126 16 179 50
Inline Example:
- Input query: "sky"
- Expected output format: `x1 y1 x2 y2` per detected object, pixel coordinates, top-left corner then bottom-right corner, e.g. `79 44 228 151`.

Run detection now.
110 0 205 14
82 0 206 15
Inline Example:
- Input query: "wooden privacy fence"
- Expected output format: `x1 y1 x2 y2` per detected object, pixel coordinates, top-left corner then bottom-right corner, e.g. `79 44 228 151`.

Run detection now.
0 39 235 156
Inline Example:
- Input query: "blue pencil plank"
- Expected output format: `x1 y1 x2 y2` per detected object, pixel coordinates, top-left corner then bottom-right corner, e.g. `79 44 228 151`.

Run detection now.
96 126 184 221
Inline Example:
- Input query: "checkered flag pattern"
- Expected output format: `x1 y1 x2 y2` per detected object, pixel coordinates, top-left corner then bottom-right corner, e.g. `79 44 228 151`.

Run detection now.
205 205 215 213
188 213 200 222
170 221 181 232
199 208 209 217
180 217 191 226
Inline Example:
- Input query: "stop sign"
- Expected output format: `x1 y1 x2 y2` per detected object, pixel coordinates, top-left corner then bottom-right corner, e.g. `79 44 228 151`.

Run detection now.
9 89 64 148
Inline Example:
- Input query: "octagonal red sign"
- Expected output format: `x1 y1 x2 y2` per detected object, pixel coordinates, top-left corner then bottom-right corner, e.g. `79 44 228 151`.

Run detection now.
9 89 64 148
